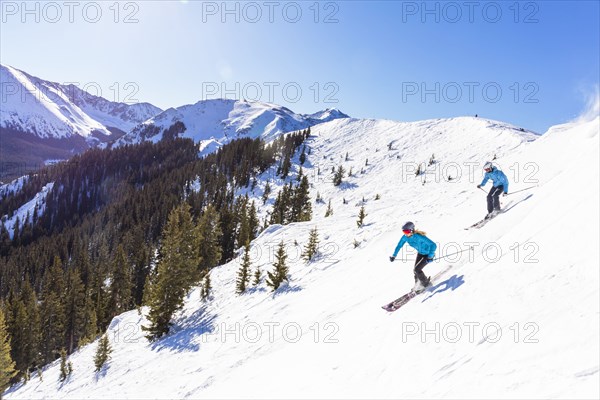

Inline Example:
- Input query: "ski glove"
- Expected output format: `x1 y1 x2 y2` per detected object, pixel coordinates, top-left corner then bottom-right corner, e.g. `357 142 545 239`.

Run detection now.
477 185 482 188
389 256 395 262
503 192 508 197
426 258 433 263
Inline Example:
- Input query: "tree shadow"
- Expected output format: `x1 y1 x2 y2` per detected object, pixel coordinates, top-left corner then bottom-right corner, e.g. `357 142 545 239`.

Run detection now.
338 182 359 190
421 274 465 302
272 283 303 298
151 308 218 353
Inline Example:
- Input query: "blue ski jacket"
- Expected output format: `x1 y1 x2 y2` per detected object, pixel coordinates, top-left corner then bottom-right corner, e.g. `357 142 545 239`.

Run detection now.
393 233 437 259
480 167 509 193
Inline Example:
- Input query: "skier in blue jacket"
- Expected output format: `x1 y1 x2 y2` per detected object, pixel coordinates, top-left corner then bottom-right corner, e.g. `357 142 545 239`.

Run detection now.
389 221 437 293
477 161 509 219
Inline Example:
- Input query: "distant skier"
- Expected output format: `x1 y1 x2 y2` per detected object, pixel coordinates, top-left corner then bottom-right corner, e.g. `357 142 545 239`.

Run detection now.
389 222 437 293
477 161 509 218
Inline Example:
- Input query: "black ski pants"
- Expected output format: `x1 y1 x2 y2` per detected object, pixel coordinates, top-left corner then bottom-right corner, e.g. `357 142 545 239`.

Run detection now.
414 253 429 285
487 185 504 213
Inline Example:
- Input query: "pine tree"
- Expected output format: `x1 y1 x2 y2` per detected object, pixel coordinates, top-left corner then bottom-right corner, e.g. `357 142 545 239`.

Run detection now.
93 334 111 372
324 199 333 217
237 201 250 250
236 241 252 294
64 268 86 354
333 165 345 186
294 176 312 222
6 295 29 379
20 280 40 375
266 241 289 291
40 256 66 364
357 206 367 228
248 201 259 241
201 274 212 300
302 227 320 262
299 146 306 165
79 295 98 346
252 266 261 286
262 181 271 205
142 204 202 341
59 348 69 382
108 245 132 317
197 205 222 272
280 152 292 178
0 307 17 394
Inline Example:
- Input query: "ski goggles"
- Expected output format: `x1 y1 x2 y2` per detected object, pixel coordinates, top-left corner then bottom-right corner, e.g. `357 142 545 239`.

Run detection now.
402 229 413 234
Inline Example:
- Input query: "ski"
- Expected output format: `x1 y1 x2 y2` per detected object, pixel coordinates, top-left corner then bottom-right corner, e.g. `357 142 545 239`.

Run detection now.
382 265 454 312
465 201 514 230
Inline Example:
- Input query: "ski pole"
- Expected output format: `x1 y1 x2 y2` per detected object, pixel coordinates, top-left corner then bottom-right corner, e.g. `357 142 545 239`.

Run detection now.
478 187 487 194
506 185 538 195
432 246 473 262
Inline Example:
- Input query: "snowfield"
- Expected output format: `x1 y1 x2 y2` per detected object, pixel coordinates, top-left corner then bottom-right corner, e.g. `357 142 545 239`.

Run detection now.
5 115 599 399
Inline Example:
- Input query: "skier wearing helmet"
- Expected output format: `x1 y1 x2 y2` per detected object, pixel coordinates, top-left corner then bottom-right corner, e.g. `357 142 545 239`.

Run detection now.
477 161 509 219
389 221 437 293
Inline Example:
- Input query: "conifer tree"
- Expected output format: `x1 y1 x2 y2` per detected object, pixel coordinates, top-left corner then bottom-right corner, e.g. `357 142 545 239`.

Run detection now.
248 201 259 241
40 256 66 364
333 166 345 186
4 293 29 379
280 153 292 178
201 274 212 301
236 241 252 294
79 295 98 346
0 307 17 394
64 268 86 354
266 241 289 291
93 334 111 372
59 348 69 382
302 227 320 262
108 245 132 317
294 176 312 222
20 280 40 374
253 266 261 286
142 204 202 341
262 181 271 205
299 146 306 165
197 205 222 272
325 199 333 217
357 206 367 228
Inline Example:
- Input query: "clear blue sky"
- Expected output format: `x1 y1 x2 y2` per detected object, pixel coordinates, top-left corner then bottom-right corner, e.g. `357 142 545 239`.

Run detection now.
1 0 598 133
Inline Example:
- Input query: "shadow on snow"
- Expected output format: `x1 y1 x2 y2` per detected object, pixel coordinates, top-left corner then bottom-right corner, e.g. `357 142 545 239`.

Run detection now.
421 274 465 302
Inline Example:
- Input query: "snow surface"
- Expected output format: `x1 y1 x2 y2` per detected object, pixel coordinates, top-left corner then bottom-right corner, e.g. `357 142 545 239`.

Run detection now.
5 115 599 399
0 176 29 201
1 182 54 239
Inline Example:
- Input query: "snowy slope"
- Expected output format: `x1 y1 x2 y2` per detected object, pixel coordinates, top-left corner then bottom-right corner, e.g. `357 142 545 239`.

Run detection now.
1 182 54 239
0 65 110 140
116 99 349 154
64 84 162 133
5 115 599 399
0 64 161 140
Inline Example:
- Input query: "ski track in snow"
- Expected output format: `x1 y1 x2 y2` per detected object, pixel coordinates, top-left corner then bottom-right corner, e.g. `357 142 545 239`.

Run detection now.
4 115 599 399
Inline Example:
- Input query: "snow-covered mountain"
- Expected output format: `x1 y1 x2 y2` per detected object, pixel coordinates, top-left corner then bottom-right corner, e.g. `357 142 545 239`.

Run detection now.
0 64 161 140
0 64 163 180
7 113 598 399
0 65 348 180
116 99 349 154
